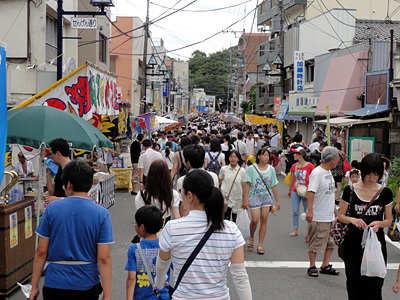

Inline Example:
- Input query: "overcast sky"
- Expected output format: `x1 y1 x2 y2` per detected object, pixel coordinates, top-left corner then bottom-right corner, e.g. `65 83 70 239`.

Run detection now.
111 0 261 60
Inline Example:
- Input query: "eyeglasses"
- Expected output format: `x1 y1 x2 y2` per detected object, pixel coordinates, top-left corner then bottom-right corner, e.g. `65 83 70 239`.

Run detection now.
62 185 66 190
48 152 54 156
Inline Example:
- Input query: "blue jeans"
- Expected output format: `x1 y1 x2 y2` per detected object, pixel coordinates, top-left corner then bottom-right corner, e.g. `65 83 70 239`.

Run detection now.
291 191 307 229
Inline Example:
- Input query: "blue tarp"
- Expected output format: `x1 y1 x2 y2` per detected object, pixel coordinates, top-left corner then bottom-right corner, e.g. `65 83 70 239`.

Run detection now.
196 105 207 113
344 106 390 117
0 45 6 185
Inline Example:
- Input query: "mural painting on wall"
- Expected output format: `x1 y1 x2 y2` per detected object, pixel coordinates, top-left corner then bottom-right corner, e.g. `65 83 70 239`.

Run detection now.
31 65 119 121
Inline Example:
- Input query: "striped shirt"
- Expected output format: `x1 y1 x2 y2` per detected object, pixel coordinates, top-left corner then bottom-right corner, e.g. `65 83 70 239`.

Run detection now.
159 210 245 299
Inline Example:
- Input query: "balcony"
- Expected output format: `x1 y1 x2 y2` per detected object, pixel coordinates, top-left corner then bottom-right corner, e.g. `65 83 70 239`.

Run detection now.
257 0 307 26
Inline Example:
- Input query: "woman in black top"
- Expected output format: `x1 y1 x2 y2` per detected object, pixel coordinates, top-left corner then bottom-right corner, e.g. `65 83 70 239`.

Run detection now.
339 153 392 300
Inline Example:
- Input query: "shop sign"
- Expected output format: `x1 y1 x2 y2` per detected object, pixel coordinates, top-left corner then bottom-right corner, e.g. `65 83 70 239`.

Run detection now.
294 51 304 92
10 212 18 248
25 206 32 239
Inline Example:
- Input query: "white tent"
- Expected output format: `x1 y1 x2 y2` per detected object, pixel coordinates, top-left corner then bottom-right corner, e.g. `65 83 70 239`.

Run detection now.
156 115 177 125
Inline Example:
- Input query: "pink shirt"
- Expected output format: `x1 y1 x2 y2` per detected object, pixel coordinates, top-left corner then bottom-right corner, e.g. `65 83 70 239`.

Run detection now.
291 162 314 193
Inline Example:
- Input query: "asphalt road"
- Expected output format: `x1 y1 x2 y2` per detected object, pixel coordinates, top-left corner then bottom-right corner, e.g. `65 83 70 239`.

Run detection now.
8 176 400 299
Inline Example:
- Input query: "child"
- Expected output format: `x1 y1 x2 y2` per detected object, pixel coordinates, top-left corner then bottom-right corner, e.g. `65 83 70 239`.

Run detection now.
347 169 360 188
125 206 170 300
344 160 359 185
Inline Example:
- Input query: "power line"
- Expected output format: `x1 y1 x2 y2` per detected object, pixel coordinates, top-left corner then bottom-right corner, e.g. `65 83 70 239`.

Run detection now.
151 0 182 22
150 0 253 13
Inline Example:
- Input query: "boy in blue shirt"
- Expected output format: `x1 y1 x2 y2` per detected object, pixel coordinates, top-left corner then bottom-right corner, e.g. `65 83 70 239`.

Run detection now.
125 206 170 300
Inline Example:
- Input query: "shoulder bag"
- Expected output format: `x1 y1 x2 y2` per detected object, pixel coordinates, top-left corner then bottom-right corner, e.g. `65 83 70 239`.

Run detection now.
137 242 167 300
169 226 214 297
387 211 400 242
224 167 242 211
294 162 307 198
332 185 384 260
253 165 277 215
178 151 188 176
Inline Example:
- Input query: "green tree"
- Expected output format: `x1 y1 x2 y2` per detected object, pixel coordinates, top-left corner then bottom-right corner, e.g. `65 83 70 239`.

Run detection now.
189 47 237 102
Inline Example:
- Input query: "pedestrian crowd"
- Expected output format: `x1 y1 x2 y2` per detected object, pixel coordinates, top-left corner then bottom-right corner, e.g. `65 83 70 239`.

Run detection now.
28 119 400 300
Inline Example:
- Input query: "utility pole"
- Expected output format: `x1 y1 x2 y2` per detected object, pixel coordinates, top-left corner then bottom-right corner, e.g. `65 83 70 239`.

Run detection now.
227 47 232 112
278 0 285 104
56 0 110 81
242 29 247 109
141 0 150 113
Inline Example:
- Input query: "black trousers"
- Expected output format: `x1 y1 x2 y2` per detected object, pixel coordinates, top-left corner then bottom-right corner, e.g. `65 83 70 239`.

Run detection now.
43 282 102 300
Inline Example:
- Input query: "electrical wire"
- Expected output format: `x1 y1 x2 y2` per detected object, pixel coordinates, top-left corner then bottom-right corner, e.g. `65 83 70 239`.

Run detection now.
152 0 182 22
150 0 253 12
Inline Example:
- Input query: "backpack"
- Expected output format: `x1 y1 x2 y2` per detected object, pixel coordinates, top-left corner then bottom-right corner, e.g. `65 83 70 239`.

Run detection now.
207 152 222 175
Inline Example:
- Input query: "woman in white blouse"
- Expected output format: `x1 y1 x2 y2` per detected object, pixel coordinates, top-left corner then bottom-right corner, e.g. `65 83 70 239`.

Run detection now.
219 150 247 222
161 141 175 171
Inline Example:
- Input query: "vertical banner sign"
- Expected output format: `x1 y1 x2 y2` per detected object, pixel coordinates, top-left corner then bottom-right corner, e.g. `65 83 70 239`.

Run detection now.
273 97 282 114
10 212 18 248
25 206 33 239
163 82 168 97
0 44 7 186
294 51 304 92
326 103 330 146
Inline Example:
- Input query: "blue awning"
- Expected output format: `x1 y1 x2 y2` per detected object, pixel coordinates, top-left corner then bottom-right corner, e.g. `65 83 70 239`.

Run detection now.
344 106 390 117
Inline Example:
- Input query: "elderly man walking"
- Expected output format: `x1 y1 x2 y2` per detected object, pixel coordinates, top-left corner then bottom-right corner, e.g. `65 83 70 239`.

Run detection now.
306 146 340 277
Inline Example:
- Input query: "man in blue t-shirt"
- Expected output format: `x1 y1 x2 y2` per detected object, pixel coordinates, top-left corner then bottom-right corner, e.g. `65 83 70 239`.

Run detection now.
30 159 114 300
125 206 170 299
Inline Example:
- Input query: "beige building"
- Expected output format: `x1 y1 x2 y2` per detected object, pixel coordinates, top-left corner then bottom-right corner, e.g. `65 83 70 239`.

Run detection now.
110 16 153 116
77 0 111 71
0 0 80 107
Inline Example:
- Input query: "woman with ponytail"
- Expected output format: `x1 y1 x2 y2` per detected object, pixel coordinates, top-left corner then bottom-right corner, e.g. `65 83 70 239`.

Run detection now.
155 170 252 300
161 141 175 171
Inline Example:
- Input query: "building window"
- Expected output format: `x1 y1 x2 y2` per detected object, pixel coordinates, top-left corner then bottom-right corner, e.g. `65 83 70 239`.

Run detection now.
110 59 116 73
46 16 57 63
259 45 265 56
259 3 265 15
99 33 107 63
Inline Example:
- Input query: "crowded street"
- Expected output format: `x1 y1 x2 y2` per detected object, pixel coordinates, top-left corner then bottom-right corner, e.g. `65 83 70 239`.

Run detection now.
5 178 400 300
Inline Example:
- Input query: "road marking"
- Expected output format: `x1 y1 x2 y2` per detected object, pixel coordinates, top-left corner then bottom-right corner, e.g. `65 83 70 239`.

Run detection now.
385 235 400 250
245 261 399 270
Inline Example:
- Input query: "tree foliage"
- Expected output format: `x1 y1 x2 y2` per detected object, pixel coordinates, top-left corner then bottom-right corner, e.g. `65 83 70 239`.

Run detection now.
188 47 237 103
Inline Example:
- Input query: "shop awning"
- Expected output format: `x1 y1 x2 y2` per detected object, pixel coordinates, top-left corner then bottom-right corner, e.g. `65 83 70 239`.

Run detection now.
315 51 369 116
245 114 277 125
314 116 390 127
344 106 390 117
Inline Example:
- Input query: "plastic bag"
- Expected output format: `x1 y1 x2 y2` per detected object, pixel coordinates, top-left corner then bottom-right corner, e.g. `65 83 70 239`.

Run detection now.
284 172 291 186
17 282 32 298
236 209 250 240
360 228 387 278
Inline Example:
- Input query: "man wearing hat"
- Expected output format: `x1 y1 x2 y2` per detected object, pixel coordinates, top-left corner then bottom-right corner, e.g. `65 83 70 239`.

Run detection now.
269 125 281 148
312 128 324 142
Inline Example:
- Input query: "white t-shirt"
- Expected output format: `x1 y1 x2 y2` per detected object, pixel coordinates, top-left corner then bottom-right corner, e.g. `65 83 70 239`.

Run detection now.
205 151 225 167
161 150 175 170
159 210 245 300
307 166 336 222
269 132 281 148
14 161 34 177
138 148 163 176
177 168 219 201
309 142 320 154
245 138 256 156
157 137 167 149
135 189 180 218
219 165 247 212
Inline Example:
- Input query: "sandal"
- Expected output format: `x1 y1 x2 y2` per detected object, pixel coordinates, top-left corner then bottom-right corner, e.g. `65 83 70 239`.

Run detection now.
320 264 340 275
257 246 265 255
307 266 319 277
289 231 298 237
270 205 277 215
247 238 254 251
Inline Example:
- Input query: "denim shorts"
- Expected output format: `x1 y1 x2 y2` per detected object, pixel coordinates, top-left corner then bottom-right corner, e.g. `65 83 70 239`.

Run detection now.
248 194 273 210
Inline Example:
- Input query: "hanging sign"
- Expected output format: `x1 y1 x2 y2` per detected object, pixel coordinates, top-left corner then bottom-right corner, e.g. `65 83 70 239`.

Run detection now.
294 51 304 92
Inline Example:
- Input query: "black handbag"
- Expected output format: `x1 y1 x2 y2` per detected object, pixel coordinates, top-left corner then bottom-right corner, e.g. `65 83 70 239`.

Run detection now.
169 226 214 297
387 211 400 242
